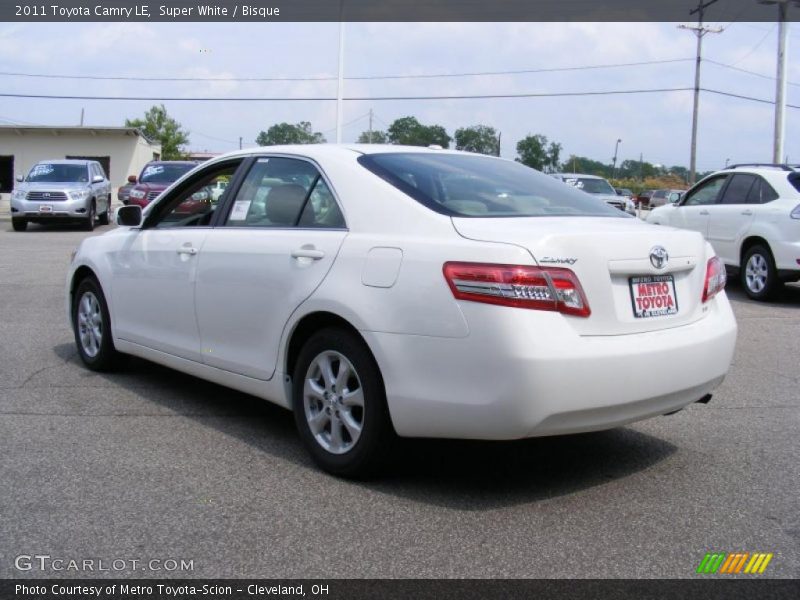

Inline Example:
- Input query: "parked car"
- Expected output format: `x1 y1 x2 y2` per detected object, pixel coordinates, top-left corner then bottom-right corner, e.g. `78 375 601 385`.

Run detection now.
649 189 685 208
10 159 111 232
615 187 633 198
67 145 737 477
126 161 198 208
551 173 635 215
635 189 655 207
117 175 137 204
646 164 800 300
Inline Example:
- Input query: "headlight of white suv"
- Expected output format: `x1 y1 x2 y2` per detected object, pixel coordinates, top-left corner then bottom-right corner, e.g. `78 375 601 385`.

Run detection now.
69 189 90 201
11 190 26 200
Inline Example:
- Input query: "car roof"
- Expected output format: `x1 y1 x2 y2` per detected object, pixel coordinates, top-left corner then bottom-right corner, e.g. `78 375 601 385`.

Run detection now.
34 159 93 165
697 165 800 198
551 173 606 179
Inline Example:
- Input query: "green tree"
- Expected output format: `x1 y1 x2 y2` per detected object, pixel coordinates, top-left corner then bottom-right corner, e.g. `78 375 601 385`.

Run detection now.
563 155 612 177
255 121 326 146
125 104 189 160
357 130 388 144
454 125 499 155
387 116 451 148
516 134 550 170
545 141 562 173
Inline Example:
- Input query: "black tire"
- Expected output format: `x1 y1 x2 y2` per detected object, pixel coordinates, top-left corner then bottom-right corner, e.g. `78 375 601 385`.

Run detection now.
72 277 122 371
292 327 395 478
98 204 110 225
83 201 96 231
741 244 780 301
11 218 27 232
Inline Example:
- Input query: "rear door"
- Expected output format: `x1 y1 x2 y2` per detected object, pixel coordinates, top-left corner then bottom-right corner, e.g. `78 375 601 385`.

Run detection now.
673 174 729 239
706 173 757 264
194 156 347 380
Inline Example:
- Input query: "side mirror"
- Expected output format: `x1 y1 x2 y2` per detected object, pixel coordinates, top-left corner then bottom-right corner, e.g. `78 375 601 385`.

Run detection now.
668 192 681 204
127 175 138 183
92 175 104 184
15 175 23 183
116 205 143 227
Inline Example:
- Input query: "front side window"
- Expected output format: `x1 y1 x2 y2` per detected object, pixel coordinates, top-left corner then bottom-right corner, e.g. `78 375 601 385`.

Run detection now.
149 162 241 229
27 163 89 183
682 176 727 206
359 153 623 218
224 157 345 228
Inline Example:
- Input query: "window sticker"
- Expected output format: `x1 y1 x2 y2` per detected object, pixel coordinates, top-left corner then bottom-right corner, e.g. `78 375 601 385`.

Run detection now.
30 164 54 177
229 200 251 221
142 165 164 179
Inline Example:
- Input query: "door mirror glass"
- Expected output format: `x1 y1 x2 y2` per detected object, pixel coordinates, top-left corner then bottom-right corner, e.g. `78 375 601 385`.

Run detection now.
668 192 681 203
116 205 143 227
15 175 23 183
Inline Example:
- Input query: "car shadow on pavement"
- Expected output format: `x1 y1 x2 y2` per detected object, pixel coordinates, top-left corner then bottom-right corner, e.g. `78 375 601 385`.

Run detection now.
725 278 800 306
53 344 678 509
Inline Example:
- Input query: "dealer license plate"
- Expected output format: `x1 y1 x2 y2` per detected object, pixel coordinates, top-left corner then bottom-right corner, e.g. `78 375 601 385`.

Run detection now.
38 205 52 212
629 274 678 318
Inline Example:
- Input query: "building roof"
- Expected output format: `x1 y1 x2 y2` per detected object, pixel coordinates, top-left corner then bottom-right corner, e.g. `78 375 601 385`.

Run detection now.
0 125 159 146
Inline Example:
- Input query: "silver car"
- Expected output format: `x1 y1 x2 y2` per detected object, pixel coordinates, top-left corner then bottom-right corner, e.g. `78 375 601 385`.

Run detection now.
10 160 112 232
551 173 636 215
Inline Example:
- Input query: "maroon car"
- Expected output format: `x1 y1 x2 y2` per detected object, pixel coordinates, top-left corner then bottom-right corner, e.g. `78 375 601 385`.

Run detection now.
126 161 198 208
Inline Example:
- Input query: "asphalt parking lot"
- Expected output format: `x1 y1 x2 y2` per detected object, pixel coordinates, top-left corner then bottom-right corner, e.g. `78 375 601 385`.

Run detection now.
0 221 798 579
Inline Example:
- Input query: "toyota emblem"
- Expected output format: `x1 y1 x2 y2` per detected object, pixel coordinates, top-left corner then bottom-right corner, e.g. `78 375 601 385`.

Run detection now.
650 246 669 269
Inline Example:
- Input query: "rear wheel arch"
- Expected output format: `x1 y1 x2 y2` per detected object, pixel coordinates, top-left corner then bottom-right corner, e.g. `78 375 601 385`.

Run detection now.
285 312 376 385
739 235 772 266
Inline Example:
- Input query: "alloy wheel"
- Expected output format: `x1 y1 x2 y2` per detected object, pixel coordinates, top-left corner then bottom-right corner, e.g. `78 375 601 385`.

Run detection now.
77 291 103 357
745 253 768 294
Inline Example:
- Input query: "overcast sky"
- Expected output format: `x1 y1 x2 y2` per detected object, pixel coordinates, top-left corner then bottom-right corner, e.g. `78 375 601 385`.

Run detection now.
0 15 798 173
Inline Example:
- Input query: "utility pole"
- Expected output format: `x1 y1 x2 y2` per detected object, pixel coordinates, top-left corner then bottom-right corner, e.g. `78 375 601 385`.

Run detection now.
758 1 797 163
497 131 501 157
368 108 373 143
335 19 345 143
79 108 84 126
679 0 722 184
239 136 242 150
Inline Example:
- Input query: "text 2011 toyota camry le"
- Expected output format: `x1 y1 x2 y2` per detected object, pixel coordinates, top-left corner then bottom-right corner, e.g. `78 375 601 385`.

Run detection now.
66 145 737 477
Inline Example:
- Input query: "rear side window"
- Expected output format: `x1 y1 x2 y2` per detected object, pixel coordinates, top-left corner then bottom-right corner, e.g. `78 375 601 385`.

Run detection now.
721 174 757 204
225 157 345 228
358 153 624 218
786 173 800 195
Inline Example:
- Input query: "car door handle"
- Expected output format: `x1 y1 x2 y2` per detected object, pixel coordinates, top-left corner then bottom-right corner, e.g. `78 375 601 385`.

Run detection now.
699 210 709 215
291 248 325 260
741 209 753 216
176 246 198 256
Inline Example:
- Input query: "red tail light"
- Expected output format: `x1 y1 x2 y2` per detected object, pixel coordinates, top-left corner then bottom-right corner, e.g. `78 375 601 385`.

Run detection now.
702 256 726 303
443 262 591 317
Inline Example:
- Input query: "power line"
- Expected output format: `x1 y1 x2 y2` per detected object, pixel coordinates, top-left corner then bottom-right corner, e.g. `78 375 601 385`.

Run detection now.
705 57 800 87
701 87 800 109
0 87 695 102
0 58 694 83
729 23 776 66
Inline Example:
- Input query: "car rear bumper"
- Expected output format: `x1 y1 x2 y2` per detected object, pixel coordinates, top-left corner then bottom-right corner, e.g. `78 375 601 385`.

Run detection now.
771 238 800 275
364 292 737 440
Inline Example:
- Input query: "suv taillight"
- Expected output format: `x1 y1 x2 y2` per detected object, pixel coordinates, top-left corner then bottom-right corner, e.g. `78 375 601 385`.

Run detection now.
702 256 726 303
443 262 591 317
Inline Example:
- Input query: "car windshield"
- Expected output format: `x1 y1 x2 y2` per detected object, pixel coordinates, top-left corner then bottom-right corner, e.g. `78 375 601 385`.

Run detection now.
26 163 88 183
562 177 616 195
140 163 194 183
359 153 624 218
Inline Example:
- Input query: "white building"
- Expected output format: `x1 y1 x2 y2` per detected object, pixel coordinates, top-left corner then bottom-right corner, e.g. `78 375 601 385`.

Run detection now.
0 126 162 193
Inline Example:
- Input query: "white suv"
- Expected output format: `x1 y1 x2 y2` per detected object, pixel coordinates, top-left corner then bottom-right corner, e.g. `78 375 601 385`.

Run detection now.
646 164 800 300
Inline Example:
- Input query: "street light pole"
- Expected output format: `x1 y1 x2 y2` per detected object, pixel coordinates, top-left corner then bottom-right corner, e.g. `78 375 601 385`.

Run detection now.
612 138 622 179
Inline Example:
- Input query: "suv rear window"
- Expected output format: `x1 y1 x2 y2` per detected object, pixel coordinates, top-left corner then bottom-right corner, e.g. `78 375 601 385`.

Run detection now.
358 153 624 218
789 172 800 194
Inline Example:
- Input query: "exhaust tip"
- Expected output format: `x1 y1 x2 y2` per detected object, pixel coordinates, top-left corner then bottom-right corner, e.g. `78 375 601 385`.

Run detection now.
696 393 713 405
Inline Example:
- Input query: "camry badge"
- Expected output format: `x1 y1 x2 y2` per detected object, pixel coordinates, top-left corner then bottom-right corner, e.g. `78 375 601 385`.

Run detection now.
650 246 669 270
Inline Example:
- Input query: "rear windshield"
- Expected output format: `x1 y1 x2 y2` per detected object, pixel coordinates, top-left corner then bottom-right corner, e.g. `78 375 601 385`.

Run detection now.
27 163 88 183
561 177 616 195
140 163 195 184
358 153 625 218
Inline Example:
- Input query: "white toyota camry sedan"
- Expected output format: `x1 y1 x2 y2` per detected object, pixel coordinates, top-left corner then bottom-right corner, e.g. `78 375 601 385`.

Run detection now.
67 145 737 477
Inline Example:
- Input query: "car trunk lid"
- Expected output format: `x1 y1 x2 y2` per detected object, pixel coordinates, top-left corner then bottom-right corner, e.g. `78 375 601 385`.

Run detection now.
451 216 710 335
